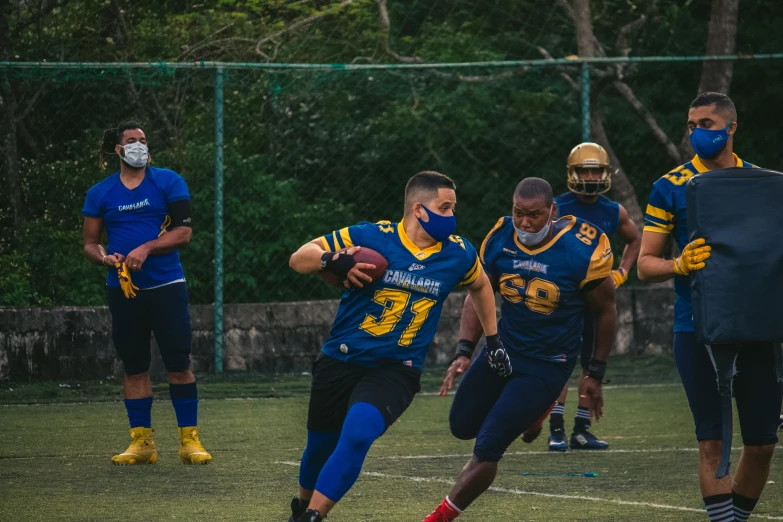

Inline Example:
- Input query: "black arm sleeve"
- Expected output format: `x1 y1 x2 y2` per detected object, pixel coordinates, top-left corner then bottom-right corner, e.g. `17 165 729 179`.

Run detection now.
167 199 192 228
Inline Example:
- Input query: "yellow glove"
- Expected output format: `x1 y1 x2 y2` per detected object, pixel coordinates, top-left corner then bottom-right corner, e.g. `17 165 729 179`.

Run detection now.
673 238 711 276
611 268 628 288
116 262 139 299
158 215 171 237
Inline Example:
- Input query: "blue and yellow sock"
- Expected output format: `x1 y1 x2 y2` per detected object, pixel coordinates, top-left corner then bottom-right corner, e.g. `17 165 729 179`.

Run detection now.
124 397 153 428
170 382 198 427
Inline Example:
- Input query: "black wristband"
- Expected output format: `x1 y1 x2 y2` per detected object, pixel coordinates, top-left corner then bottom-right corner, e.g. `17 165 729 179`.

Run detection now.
485 334 500 352
320 251 356 280
451 339 476 363
587 359 607 381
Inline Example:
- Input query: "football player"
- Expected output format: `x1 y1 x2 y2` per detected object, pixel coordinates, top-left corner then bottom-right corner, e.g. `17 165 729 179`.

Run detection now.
286 171 505 522
638 92 780 522
544 142 641 452
82 122 211 465
423 177 616 522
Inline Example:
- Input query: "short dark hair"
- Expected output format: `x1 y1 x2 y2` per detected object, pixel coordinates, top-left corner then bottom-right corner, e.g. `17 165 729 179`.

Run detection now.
690 92 737 121
514 177 553 206
404 171 456 213
99 121 143 166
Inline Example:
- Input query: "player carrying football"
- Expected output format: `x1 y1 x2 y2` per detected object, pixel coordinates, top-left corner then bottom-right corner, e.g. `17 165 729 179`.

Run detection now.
286 171 506 522
82 122 211 465
638 92 781 521
544 142 641 451
424 177 617 521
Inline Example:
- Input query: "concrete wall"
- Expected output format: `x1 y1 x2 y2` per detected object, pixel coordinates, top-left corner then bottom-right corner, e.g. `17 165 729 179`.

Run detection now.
0 286 674 381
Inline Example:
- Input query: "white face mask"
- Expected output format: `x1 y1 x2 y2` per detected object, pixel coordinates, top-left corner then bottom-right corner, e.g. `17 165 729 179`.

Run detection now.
514 206 553 247
120 142 149 168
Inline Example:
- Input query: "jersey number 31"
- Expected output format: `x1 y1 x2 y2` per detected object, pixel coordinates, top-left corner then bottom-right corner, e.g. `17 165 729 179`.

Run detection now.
359 289 436 346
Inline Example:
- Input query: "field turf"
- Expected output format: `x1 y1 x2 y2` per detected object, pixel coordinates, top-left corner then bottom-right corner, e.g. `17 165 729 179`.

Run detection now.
2 355 782 521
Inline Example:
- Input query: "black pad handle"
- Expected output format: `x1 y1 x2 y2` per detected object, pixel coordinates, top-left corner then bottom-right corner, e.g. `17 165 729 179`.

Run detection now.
706 344 739 479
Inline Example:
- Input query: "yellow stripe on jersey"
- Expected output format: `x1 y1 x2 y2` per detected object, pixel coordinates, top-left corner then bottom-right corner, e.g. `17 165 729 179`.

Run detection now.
339 227 354 249
319 235 331 251
643 224 673 234
460 257 481 286
580 233 614 289
480 217 506 264
645 204 674 222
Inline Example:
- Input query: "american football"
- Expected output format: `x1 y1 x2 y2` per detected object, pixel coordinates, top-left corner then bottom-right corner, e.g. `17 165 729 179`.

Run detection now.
320 247 388 287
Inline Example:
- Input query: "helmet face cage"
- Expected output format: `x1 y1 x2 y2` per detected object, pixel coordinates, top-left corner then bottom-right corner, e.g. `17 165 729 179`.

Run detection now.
566 142 612 195
567 166 612 195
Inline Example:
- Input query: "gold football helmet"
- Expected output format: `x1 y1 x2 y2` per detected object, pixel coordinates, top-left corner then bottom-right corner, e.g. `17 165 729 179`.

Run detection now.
566 142 611 195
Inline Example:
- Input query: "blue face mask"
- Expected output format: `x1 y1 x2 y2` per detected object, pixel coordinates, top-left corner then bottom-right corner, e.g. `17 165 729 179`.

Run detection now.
690 122 732 160
417 205 456 242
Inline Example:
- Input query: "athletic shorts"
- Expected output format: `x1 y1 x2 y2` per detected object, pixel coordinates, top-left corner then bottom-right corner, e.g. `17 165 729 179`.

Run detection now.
674 332 782 446
107 282 192 375
450 346 576 462
306 353 422 433
580 309 595 370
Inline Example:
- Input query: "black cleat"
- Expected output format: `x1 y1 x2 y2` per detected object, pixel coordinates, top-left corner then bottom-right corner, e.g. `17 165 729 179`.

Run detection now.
289 497 309 522
570 428 609 450
295 509 323 522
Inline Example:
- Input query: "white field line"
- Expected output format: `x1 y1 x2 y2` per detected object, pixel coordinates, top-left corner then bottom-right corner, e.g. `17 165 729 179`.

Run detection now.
0 383 682 407
369 446 783 459
419 383 681 396
276 460 783 520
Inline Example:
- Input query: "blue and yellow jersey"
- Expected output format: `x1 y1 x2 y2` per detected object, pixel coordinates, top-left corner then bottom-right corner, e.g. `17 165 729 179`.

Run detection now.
480 216 613 363
644 154 757 332
555 192 621 238
317 220 481 369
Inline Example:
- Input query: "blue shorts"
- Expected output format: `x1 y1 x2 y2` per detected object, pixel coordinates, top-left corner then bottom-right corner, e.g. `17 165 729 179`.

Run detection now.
674 332 782 446
450 346 575 462
107 282 192 375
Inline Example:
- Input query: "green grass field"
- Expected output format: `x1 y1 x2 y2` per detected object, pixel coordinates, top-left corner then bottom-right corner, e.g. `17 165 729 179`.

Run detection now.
2 356 782 521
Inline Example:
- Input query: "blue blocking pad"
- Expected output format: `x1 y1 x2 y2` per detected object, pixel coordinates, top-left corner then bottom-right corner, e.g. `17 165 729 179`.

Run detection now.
686 167 783 344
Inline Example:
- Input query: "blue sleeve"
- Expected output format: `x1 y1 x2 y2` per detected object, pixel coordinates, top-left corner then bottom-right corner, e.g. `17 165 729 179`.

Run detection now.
458 238 481 286
644 180 674 234
479 217 505 278
165 172 190 202
82 185 103 218
318 222 376 252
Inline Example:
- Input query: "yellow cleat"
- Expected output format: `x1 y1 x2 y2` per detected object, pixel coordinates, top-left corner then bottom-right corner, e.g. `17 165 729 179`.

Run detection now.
111 427 158 465
179 426 212 465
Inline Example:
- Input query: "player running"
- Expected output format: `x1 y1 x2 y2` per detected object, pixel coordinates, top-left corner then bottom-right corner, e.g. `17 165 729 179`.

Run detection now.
82 122 211 465
544 142 641 452
423 177 617 522
286 171 505 522
638 92 781 521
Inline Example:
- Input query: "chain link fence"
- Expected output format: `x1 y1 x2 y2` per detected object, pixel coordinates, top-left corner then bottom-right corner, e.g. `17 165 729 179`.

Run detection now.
2 58 783 367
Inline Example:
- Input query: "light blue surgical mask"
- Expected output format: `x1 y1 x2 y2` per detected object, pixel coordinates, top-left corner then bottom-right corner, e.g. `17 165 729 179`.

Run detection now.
515 206 553 247
120 142 149 168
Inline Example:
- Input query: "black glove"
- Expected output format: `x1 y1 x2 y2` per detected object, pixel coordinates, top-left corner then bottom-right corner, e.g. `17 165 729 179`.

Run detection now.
321 251 356 281
486 334 512 377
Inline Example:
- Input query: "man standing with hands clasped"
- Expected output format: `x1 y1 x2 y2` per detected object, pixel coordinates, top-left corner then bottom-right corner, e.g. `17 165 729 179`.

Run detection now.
82 122 211 466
